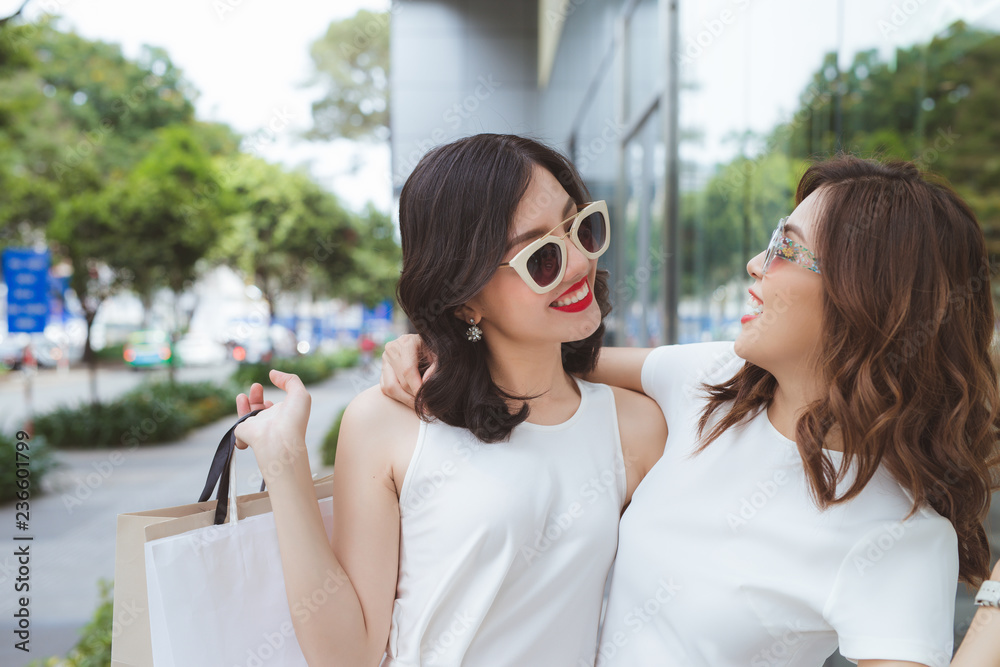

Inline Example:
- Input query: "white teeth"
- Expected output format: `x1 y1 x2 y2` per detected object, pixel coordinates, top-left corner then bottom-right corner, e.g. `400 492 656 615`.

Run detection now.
552 282 590 308
746 294 764 316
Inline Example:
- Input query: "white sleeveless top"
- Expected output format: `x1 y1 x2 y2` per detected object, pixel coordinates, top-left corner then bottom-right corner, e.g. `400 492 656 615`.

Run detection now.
382 377 627 667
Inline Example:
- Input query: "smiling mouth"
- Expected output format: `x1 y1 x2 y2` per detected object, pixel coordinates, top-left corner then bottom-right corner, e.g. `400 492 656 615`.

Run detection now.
746 292 763 317
550 277 593 312
741 291 764 324
551 279 590 308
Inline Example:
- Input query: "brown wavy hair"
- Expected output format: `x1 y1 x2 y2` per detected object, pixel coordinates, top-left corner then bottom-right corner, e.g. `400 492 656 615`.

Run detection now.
397 134 612 443
697 155 1000 585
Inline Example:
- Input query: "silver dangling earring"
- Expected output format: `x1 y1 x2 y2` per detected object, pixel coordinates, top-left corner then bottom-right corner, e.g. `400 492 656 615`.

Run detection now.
466 318 483 342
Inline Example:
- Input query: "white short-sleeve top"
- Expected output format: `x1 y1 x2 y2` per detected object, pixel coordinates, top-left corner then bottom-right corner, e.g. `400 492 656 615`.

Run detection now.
596 342 958 667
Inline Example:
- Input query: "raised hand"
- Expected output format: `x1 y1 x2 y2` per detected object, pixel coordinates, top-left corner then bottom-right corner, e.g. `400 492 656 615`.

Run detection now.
233 370 313 481
236 380 274 418
379 333 437 409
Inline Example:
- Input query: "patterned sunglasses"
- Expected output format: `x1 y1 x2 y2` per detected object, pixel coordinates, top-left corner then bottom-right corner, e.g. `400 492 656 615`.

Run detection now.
762 217 821 276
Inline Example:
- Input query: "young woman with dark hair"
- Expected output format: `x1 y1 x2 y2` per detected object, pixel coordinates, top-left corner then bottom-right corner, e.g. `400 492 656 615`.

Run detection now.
231 133 666 666
382 155 1000 666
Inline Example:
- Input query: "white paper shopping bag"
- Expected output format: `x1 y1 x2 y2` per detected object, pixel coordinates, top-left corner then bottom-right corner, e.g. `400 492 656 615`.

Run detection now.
144 494 334 667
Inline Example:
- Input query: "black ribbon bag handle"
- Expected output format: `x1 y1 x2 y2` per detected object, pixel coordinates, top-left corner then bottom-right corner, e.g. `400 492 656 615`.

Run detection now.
198 409 267 525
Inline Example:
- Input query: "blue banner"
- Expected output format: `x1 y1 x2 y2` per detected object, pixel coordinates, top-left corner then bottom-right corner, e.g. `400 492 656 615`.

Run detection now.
3 248 51 334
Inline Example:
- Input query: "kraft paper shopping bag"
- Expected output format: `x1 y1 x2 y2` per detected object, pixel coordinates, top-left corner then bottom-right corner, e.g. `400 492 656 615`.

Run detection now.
111 409 335 667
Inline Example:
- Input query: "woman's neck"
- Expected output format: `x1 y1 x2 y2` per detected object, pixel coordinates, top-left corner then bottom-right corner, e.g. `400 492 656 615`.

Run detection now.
767 369 842 450
484 340 578 423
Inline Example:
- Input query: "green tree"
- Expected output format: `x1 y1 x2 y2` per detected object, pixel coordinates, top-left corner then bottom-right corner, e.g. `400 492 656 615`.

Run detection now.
334 204 400 307
0 16 220 401
689 21 1000 311
305 8 390 142
217 155 358 312
774 20 1000 273
115 124 235 303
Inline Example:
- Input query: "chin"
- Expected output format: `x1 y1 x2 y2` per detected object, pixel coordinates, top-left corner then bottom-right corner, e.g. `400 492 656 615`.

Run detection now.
733 331 765 368
563 308 601 343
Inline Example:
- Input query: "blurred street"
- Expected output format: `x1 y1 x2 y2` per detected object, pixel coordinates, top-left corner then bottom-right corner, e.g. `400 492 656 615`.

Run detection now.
0 365 377 667
0 363 239 436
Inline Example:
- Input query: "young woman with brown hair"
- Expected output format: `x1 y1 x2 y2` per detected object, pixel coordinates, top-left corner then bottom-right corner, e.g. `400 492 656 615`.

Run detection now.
382 155 1000 666
231 134 665 666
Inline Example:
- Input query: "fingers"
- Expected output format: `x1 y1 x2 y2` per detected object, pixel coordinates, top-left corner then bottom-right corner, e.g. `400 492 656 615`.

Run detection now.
249 382 265 409
422 359 438 383
238 382 269 417
268 369 310 400
236 393 250 417
233 422 249 450
380 360 416 409
384 334 425 399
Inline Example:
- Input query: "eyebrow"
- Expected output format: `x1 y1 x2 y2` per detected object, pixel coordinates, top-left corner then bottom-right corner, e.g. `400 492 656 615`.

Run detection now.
784 222 806 241
506 197 577 250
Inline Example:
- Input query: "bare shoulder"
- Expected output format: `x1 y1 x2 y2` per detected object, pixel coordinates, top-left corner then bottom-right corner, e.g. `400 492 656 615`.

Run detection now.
343 385 422 429
610 385 667 483
337 386 422 491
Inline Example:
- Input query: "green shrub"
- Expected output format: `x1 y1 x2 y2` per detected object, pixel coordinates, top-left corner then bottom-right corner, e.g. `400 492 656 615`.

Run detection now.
35 381 234 449
93 343 125 364
231 349 360 389
322 406 348 467
330 347 361 369
28 578 112 667
0 433 57 503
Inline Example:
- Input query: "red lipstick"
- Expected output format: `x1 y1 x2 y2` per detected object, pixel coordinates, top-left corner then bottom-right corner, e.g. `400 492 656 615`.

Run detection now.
550 277 593 313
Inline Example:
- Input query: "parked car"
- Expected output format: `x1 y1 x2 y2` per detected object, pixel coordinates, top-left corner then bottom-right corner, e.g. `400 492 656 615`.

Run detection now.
174 332 229 366
123 330 172 369
227 324 299 364
229 329 273 364
32 328 86 367
0 333 29 369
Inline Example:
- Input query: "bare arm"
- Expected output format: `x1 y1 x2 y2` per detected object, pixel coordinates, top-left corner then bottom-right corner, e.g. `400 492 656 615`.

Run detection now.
235 373 402 666
379 334 655 405
584 347 655 394
610 386 666 507
950 561 1000 667
852 560 1000 667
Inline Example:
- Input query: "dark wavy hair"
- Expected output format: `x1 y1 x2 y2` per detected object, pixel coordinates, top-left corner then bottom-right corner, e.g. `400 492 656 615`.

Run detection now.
697 155 1000 585
397 134 611 443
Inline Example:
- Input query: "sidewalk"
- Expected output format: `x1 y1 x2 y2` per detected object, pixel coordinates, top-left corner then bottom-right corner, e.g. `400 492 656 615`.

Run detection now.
0 365 378 666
